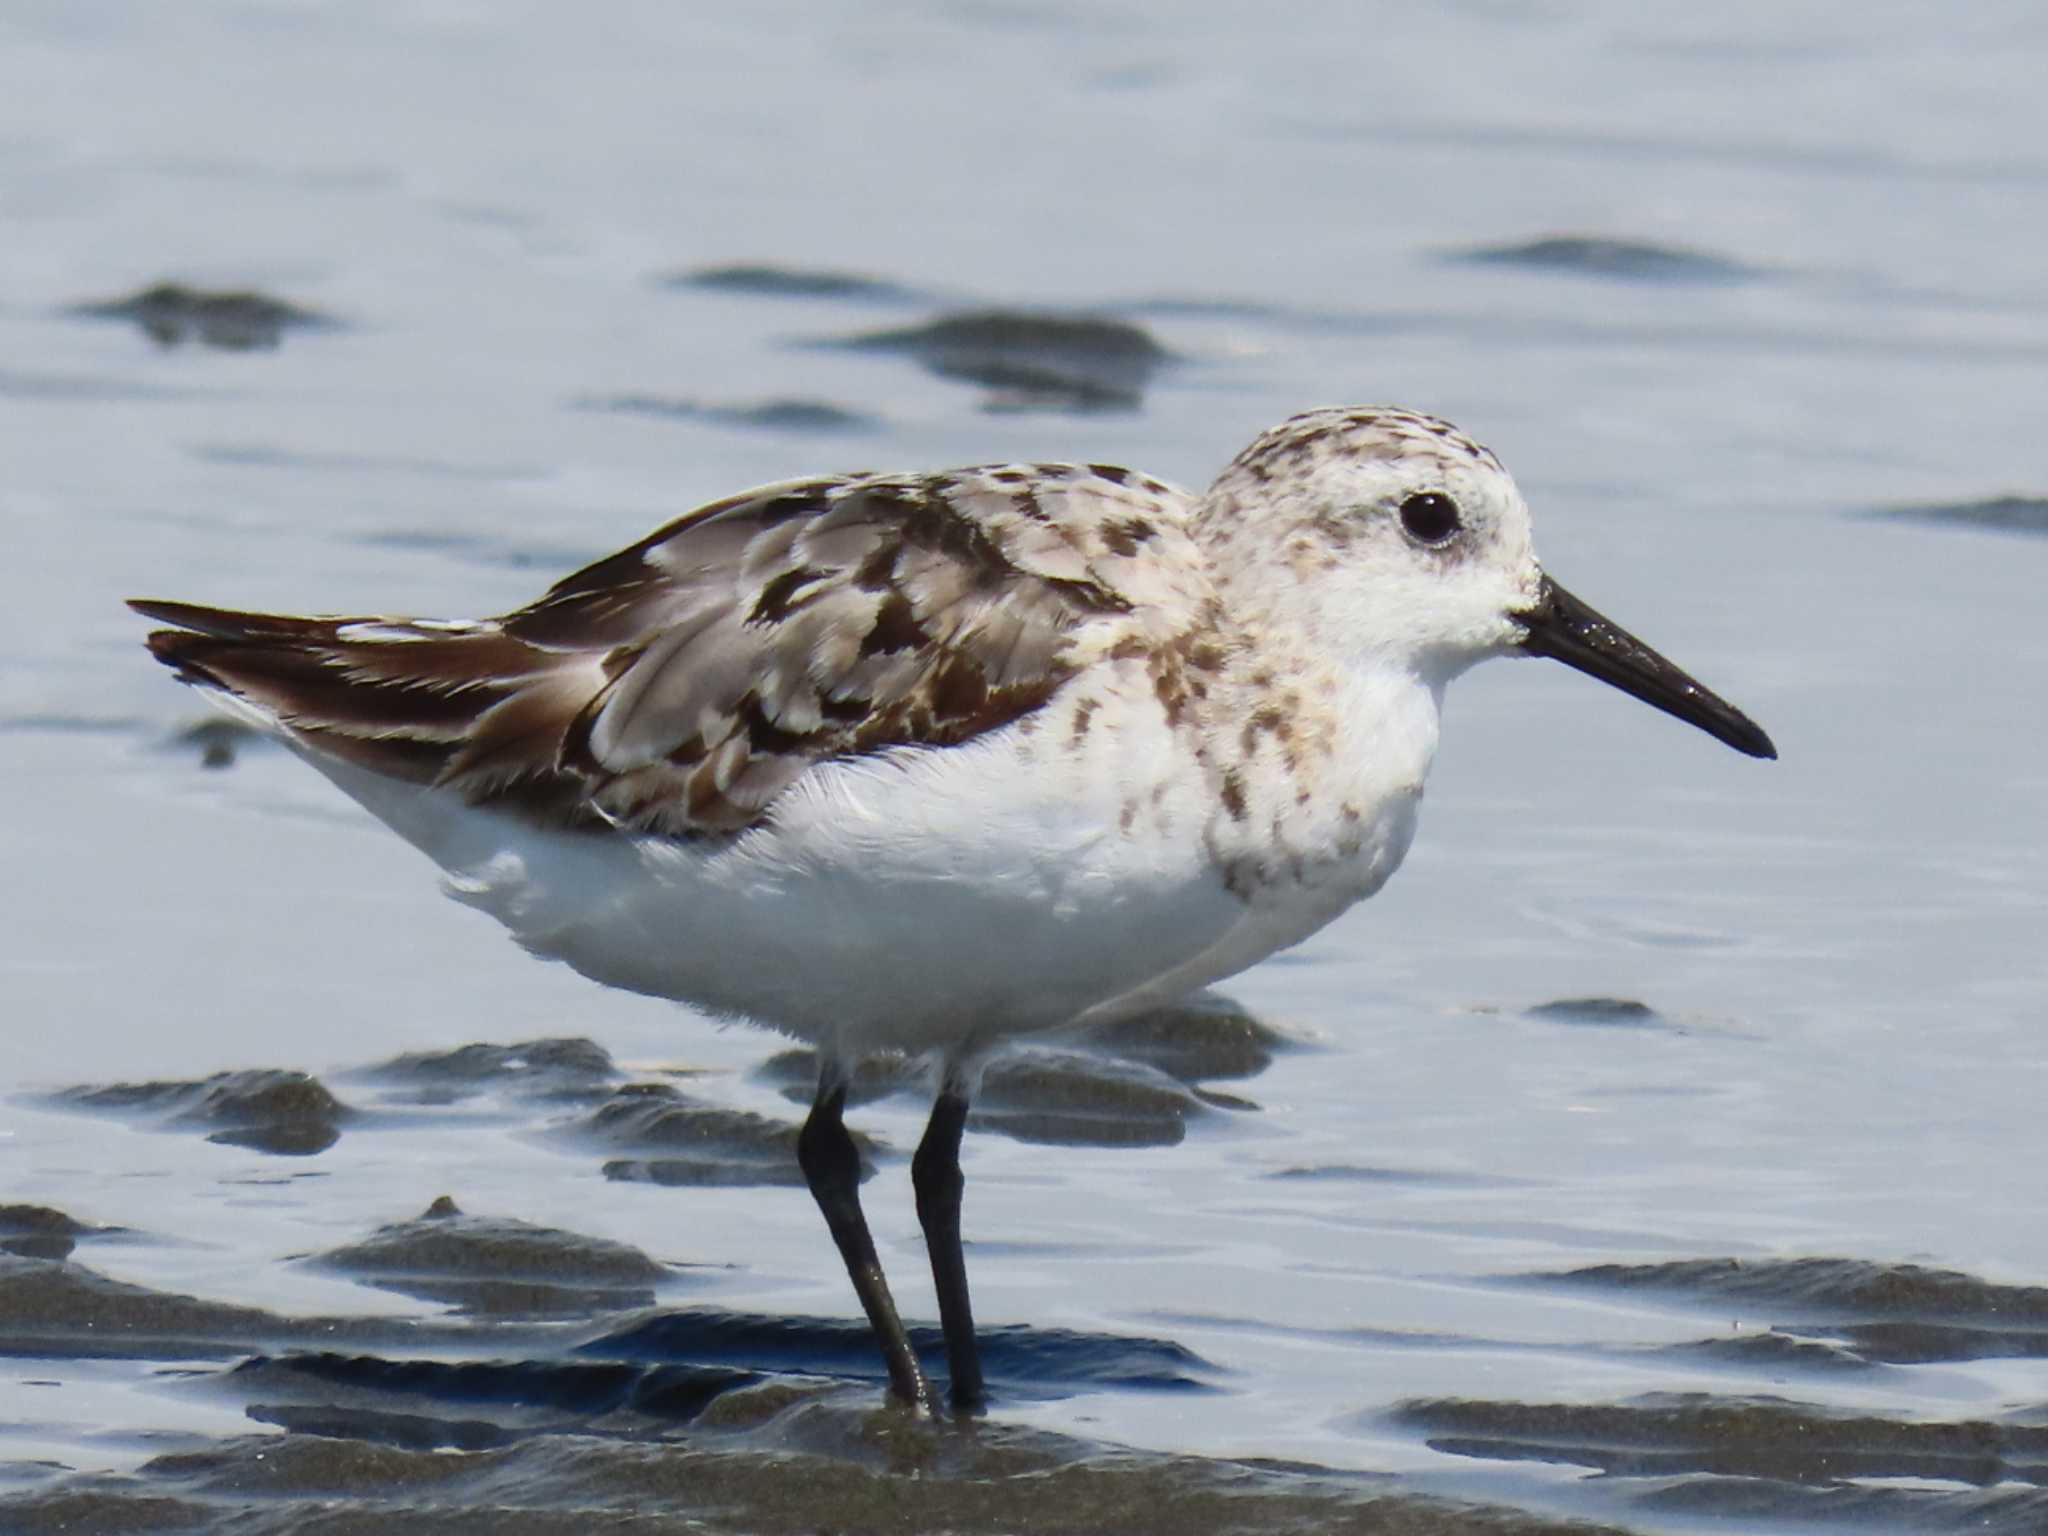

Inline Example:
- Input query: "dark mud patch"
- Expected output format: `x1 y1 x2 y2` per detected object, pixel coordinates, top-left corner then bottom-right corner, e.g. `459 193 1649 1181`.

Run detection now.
0 1255 537 1362
1653 1327 1877 1375
65 281 337 350
663 263 926 304
753 1046 1216 1149
577 393 877 433
0 1383 1630 1536
230 1351 760 1446
1635 1478 2048 1533
0 1254 301 1362
1395 1391 2048 1488
1068 993 1291 1084
1448 235 1756 283
973 1050 1215 1148
755 994 1283 1140
821 309 1170 412
1868 494 2048 537
582 1308 1215 1400
1523 996 1673 1030
163 716 268 770
1536 1254 2048 1322
350 1037 619 1107
1527 1256 2048 1367
51 1069 352 1156
304 1197 677 1319
0 1206 120 1264
555 1083 869 1187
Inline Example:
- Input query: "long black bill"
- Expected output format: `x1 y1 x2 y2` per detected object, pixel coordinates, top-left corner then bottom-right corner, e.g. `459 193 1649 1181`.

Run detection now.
1516 575 1777 760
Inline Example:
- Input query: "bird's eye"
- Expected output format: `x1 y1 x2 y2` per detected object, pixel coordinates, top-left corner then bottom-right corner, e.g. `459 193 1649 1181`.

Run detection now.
1398 492 1463 546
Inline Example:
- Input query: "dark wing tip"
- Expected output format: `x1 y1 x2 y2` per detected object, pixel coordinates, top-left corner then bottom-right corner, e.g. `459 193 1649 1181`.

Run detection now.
129 596 198 627
129 598 345 640
130 598 278 688
130 598 385 687
131 601 221 686
129 596 246 634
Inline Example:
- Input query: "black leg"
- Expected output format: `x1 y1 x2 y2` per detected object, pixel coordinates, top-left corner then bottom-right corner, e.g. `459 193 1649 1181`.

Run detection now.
913 1080 985 1410
797 1076 931 1410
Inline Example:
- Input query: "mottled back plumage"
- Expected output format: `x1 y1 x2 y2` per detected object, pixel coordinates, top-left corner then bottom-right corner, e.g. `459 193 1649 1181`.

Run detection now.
137 462 1211 836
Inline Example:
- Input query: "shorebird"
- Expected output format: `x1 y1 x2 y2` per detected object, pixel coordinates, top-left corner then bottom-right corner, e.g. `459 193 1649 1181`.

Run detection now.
132 406 1775 1413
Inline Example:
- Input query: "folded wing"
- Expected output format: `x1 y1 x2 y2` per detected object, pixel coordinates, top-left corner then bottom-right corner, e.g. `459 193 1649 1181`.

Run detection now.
134 465 1207 837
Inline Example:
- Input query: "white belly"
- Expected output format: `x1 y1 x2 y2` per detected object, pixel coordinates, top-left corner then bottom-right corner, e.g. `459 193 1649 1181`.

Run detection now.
312 723 1249 1060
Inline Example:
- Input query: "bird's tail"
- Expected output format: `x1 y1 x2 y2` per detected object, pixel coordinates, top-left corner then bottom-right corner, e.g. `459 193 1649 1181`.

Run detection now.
129 598 564 790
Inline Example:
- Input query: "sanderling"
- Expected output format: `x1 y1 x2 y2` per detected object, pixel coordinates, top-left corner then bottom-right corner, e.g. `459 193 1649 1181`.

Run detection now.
132 406 1774 1412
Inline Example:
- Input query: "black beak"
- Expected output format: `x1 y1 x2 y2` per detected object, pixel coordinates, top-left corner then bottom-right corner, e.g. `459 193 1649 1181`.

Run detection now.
1516 575 1777 760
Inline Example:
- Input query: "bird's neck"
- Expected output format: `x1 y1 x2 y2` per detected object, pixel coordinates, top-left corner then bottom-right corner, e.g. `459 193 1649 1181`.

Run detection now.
1184 609 1443 908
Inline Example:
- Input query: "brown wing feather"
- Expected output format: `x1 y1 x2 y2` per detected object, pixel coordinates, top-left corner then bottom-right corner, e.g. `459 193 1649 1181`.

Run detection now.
131 464 1210 838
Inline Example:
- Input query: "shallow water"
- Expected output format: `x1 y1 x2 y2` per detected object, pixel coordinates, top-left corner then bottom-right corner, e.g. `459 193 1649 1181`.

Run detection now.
5 3 2048 1532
